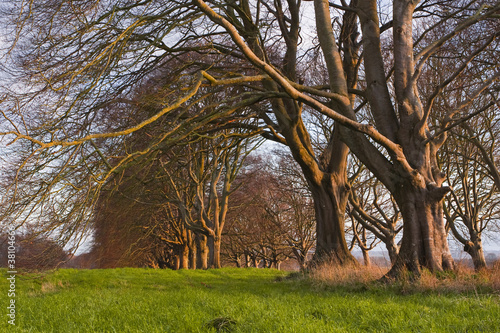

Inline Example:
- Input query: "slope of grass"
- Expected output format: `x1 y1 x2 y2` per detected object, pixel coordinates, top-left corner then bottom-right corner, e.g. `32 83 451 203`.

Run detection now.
1 267 499 332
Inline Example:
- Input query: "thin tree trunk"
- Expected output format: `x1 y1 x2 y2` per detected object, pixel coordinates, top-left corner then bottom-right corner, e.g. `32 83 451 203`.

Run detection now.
188 232 197 270
174 253 180 270
252 256 259 268
189 249 197 269
447 215 487 271
298 256 307 271
244 253 250 267
362 250 371 267
386 239 399 265
198 235 209 270
465 238 487 271
207 235 215 268
180 243 189 269
212 235 221 268
361 228 371 266
235 255 241 268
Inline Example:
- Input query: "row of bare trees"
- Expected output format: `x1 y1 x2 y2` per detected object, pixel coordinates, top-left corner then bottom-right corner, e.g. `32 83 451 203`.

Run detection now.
90 137 317 270
223 153 316 270
1 0 499 278
0 231 68 269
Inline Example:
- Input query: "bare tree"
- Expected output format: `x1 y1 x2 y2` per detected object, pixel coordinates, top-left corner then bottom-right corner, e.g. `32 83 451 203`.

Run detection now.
224 153 315 270
162 134 257 268
271 153 316 270
192 0 499 277
0 231 68 270
443 108 500 270
348 161 402 264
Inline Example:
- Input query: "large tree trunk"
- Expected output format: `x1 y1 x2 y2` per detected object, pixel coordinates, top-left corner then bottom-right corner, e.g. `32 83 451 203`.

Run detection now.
310 177 356 265
386 183 454 278
309 135 357 266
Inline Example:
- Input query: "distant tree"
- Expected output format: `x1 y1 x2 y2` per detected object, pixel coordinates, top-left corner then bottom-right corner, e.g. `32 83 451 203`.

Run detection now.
270 153 316 270
83 53 261 269
224 153 315 270
347 161 402 264
90 176 166 268
416 20 500 271
162 134 257 269
0 232 68 270
443 107 500 270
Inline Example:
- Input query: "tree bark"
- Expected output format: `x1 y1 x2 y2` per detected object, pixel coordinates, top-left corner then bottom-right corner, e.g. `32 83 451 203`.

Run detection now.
198 235 209 270
188 231 197 270
386 239 399 265
179 243 189 269
174 253 180 270
362 250 371 267
212 235 221 269
309 176 355 265
386 182 454 278
465 237 487 271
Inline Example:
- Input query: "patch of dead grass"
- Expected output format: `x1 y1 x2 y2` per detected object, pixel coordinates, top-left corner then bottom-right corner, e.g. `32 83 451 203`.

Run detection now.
309 259 500 294
40 280 68 293
309 261 387 289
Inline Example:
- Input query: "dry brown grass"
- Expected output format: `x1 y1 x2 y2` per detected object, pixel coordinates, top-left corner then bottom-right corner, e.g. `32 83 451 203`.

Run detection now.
40 280 67 293
309 261 387 288
309 259 500 294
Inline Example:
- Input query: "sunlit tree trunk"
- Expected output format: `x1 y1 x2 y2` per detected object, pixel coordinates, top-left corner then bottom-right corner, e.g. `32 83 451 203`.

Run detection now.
174 253 180 270
212 235 222 269
179 243 189 269
197 235 209 269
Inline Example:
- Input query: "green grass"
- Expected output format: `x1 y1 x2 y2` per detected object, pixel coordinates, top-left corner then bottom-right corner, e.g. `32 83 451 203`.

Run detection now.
1 267 499 332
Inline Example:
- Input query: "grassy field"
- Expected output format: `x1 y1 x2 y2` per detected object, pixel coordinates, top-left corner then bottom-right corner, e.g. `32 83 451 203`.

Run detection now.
1 267 500 332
